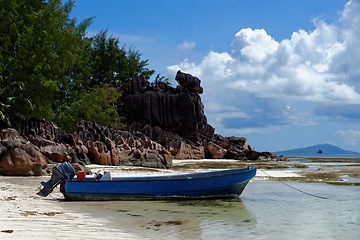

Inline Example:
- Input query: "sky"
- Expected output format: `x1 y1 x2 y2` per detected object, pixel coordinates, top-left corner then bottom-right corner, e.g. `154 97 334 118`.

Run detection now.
69 0 360 152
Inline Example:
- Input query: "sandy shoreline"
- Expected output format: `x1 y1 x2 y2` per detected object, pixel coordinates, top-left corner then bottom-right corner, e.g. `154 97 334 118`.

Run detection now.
0 176 141 239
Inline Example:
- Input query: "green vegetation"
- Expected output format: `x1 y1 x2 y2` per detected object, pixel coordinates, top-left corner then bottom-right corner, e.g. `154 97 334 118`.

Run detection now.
289 163 308 168
0 0 163 132
326 181 360 186
151 74 171 86
88 30 155 88
56 85 126 132
172 160 289 170
301 171 339 182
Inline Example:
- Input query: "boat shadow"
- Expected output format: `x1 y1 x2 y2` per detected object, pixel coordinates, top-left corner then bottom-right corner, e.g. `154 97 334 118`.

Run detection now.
57 198 257 238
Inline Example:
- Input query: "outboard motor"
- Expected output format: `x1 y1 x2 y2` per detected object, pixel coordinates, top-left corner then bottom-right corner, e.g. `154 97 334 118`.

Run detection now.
37 162 76 197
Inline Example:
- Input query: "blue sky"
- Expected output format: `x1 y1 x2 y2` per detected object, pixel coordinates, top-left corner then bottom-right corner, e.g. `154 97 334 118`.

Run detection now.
70 0 360 152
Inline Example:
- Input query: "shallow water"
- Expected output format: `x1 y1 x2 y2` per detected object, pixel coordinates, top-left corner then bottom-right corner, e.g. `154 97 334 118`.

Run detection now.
58 180 360 240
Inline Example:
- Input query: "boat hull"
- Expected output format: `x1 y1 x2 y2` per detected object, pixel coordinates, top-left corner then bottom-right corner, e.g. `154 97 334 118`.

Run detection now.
61 167 256 201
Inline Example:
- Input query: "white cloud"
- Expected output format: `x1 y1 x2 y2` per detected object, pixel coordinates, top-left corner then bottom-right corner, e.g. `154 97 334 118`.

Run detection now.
170 23 360 103
167 0 360 136
231 28 279 63
331 0 360 85
226 22 359 103
335 129 360 147
176 40 196 51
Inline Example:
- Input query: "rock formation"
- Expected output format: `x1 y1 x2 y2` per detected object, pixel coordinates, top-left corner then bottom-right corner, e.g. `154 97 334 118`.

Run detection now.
19 120 172 168
0 128 47 176
175 70 203 94
120 74 212 140
73 120 173 168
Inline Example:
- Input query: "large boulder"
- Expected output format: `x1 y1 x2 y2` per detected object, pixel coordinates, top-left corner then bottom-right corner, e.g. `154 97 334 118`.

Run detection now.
172 141 205 159
175 70 203 94
0 129 47 176
88 141 112 165
244 150 278 160
40 144 72 163
206 142 227 159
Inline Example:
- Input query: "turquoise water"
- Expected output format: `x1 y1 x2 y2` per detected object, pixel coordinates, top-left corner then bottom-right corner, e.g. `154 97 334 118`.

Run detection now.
240 181 360 240
61 180 360 239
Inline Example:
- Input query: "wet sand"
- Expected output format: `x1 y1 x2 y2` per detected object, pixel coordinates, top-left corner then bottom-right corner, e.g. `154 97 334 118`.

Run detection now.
0 176 140 239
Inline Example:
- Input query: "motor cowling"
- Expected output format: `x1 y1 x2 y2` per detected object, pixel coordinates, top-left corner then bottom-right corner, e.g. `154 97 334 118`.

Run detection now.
37 162 76 197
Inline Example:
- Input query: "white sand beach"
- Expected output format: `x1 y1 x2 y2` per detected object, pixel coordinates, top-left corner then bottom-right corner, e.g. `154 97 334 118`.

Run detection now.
0 176 140 239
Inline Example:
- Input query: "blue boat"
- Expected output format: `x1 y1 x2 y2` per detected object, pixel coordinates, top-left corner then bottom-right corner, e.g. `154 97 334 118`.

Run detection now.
37 162 256 201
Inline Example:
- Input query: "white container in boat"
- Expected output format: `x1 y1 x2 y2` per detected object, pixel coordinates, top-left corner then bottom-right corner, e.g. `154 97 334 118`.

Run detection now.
100 171 112 181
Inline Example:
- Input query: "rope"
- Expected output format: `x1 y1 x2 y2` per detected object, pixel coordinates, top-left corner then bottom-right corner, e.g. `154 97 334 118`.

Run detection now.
259 169 328 200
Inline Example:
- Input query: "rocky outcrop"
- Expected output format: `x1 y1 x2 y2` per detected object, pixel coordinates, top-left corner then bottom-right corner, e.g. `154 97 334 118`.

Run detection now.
0 128 47 176
74 121 173 168
127 122 205 159
19 120 173 169
21 120 90 165
119 73 215 159
244 150 275 160
206 142 227 159
175 70 203 94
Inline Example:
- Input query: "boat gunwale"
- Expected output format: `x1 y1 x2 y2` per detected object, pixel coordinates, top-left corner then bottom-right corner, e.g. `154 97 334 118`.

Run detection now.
67 166 257 182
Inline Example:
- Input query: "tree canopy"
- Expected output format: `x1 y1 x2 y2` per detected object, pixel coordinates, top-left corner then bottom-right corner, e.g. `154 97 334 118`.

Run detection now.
0 0 157 132
0 0 92 128
56 85 125 132
88 30 155 88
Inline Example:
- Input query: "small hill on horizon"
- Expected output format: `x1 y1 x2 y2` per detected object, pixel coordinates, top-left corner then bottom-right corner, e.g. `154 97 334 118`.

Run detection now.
274 143 360 157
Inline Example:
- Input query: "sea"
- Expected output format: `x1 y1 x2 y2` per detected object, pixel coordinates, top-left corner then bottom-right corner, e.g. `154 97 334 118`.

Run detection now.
57 180 360 240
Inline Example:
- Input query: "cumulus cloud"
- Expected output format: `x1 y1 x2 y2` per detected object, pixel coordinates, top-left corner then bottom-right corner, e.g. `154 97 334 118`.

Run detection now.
335 129 360 147
231 28 279 63
167 0 360 137
176 40 196 51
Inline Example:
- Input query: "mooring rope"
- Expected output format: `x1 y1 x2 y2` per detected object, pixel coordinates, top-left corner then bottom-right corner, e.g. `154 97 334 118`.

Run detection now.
259 169 328 200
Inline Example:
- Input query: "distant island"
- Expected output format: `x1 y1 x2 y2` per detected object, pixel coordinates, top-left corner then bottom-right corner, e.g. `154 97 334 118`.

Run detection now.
274 143 360 157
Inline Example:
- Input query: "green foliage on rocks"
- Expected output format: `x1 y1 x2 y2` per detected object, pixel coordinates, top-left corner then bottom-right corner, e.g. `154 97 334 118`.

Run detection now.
56 85 125 132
